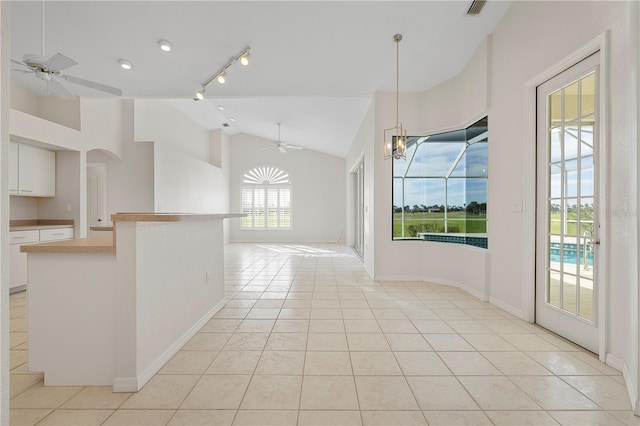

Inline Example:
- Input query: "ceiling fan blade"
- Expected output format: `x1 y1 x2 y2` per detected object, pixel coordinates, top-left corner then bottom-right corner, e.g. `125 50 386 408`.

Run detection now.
60 74 123 96
11 59 30 68
43 53 78 71
279 146 287 153
285 145 303 150
49 77 75 98
11 68 33 74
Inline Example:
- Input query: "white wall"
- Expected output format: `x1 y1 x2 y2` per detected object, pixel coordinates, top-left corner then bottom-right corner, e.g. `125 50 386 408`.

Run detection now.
345 101 374 275
37 151 84 237
153 141 227 214
81 99 124 159
10 80 38 116
1 2 10 422
86 142 155 220
229 133 345 243
9 196 38 220
134 99 210 162
10 80 80 130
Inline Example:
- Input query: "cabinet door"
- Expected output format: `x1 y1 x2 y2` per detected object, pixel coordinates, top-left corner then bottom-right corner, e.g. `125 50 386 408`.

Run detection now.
18 144 56 197
9 142 18 194
39 228 73 242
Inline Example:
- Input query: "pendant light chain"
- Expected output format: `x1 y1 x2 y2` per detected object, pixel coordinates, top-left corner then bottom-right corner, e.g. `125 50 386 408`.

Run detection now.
395 34 400 127
384 33 407 161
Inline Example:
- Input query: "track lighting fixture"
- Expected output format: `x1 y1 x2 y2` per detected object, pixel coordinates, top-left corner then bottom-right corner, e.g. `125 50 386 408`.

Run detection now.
193 46 251 100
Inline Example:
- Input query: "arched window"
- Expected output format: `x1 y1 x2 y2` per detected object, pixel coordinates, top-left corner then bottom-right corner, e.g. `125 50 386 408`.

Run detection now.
241 166 292 229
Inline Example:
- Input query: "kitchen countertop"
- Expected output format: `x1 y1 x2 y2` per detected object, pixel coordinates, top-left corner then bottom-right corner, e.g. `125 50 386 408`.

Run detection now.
111 212 245 222
10 219 74 232
11 224 74 232
20 213 243 254
21 236 115 254
90 226 114 231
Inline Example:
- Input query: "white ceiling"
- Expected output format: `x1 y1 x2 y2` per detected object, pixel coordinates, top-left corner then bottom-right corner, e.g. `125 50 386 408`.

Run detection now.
9 1 511 157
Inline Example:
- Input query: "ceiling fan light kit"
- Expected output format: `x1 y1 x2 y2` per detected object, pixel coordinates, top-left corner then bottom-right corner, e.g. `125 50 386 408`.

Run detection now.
193 46 251 100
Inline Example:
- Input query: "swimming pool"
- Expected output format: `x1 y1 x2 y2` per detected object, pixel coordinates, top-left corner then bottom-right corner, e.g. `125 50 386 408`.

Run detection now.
550 242 593 266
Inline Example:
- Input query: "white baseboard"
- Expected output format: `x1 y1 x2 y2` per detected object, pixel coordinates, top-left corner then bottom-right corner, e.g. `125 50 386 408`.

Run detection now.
372 275 424 282
115 297 229 392
622 361 640 415
113 377 138 393
606 353 625 372
489 296 524 319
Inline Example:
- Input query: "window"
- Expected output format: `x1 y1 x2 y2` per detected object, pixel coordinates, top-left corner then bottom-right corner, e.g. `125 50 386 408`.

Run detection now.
392 117 488 248
241 166 292 229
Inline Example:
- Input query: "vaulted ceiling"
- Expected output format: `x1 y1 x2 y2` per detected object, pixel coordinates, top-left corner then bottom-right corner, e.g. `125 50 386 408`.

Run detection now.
10 1 511 157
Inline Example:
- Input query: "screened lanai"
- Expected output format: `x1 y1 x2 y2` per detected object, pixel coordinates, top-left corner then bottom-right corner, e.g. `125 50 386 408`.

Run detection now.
392 117 488 248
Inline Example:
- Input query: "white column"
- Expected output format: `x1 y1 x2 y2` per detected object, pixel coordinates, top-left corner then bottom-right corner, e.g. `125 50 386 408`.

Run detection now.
0 1 10 423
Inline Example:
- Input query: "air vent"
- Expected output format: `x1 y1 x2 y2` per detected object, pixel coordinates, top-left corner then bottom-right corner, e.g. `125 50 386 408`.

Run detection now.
222 123 230 127
466 0 486 15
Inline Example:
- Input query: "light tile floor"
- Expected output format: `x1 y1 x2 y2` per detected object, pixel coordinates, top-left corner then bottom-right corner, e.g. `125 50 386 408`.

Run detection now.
8 243 640 425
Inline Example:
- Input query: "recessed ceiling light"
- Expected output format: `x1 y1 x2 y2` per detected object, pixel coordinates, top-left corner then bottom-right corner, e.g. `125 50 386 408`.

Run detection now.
229 117 236 122
119 59 132 70
218 105 225 111
158 39 172 52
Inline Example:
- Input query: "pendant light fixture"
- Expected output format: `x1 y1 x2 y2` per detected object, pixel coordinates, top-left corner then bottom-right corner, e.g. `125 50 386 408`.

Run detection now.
384 34 407 161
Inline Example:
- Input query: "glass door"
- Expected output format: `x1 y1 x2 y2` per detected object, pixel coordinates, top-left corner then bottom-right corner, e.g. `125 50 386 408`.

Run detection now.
536 52 600 353
353 160 364 257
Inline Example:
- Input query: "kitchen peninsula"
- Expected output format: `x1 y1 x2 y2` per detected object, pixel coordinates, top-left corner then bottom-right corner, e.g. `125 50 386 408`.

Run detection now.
22 213 242 392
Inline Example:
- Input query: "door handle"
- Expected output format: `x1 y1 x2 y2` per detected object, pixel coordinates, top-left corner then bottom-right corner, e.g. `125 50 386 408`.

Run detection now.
98 218 102 222
594 240 600 245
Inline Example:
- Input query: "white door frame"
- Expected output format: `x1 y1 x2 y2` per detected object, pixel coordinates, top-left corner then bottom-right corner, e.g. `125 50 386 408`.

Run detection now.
522 32 609 361
86 162 108 232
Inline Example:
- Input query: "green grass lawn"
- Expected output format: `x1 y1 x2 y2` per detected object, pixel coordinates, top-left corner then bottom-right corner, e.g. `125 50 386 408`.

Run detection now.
393 212 486 238
549 212 593 236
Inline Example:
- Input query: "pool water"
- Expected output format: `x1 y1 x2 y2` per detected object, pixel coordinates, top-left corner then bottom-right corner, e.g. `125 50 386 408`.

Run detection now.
550 242 593 266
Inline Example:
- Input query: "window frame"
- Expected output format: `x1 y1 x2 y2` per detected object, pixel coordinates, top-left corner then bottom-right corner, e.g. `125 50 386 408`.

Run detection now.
241 167 293 230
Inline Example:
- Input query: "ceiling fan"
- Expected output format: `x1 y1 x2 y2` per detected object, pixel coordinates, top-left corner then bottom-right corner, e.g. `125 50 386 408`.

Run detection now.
10 1 122 97
263 123 303 153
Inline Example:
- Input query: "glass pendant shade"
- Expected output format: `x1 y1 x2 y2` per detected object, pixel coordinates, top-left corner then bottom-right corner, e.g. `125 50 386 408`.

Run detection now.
384 124 407 160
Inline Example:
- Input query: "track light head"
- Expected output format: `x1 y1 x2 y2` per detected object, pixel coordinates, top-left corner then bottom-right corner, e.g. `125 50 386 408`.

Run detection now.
217 73 226 84
240 51 251 66
195 87 205 100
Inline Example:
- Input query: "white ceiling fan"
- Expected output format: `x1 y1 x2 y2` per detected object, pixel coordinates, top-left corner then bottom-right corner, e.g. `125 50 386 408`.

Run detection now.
263 122 303 153
10 1 122 97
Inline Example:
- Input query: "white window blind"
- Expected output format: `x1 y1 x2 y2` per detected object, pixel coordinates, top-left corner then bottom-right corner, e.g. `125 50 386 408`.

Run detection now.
241 167 292 230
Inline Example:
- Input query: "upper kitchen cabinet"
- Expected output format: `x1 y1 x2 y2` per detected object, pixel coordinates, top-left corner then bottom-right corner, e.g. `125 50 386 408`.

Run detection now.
12 143 56 197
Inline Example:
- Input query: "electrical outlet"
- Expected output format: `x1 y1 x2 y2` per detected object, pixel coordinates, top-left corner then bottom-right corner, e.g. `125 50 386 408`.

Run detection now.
65 204 72 213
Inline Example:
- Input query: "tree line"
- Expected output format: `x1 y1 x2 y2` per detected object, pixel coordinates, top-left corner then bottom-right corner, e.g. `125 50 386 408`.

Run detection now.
393 201 487 215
